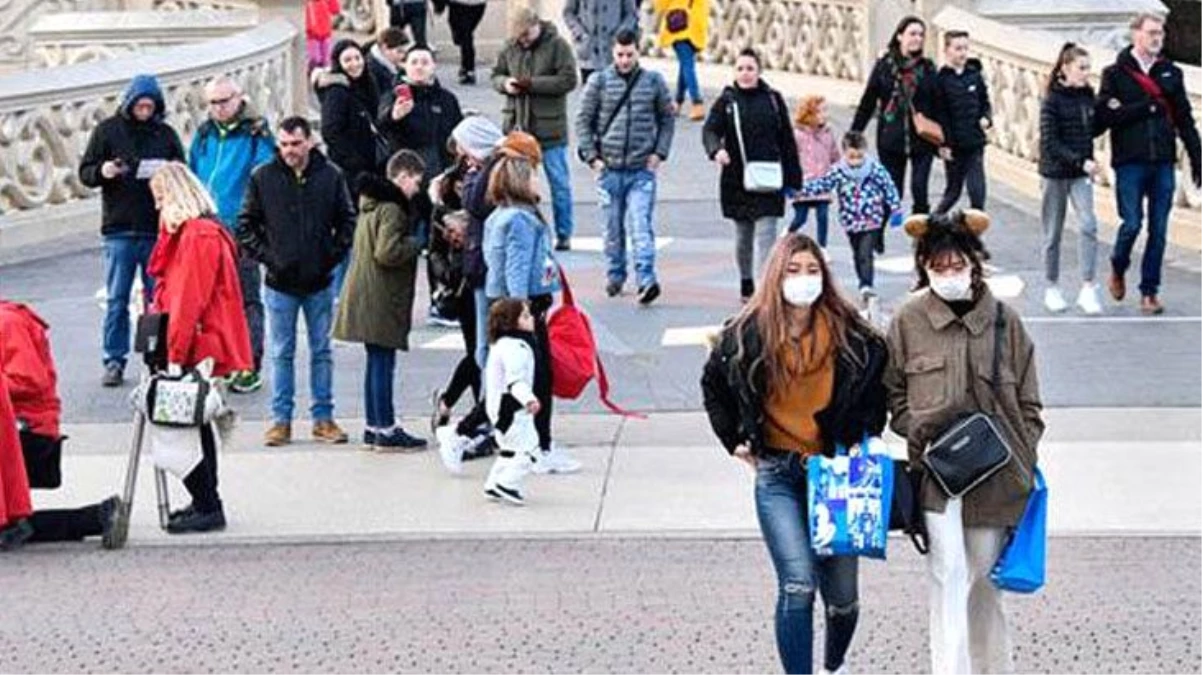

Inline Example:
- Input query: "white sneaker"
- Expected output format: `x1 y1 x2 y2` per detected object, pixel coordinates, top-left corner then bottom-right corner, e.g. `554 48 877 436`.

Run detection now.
1044 286 1069 313
1076 283 1103 315
531 443 582 475
435 426 467 475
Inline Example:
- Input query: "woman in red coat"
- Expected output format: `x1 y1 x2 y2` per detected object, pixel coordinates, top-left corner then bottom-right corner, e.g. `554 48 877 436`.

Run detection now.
147 162 252 534
0 354 34 549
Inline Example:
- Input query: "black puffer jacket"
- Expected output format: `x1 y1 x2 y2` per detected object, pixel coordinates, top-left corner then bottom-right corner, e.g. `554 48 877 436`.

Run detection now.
701 316 887 457
1097 46 1201 181
701 81 803 222
852 53 939 158
315 69 381 187
460 154 497 290
932 59 992 152
378 78 464 180
237 151 357 296
1039 81 1101 179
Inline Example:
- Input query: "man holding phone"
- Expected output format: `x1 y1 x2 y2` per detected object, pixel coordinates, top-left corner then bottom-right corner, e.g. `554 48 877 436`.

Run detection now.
78 74 185 388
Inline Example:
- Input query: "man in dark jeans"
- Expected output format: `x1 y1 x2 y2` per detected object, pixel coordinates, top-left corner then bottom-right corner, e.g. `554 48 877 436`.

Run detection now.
78 74 185 388
391 0 429 46
1098 12 1201 315
932 30 992 214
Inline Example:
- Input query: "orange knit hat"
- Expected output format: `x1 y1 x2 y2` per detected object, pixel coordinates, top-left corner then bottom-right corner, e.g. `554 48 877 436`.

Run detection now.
497 131 542 166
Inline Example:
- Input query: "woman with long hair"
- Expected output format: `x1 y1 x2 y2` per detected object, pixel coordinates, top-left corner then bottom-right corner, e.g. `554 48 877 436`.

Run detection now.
702 48 803 303
701 233 887 674
1039 42 1104 315
147 162 253 534
851 16 938 218
315 39 382 195
884 209 1044 674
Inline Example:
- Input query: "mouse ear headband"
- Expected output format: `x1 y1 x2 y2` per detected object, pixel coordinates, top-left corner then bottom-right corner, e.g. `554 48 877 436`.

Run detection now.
903 208 991 239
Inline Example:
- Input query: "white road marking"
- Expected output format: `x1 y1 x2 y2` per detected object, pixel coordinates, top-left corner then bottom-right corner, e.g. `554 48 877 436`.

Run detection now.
662 326 721 347
1024 315 1202 324
567 236 675 253
875 256 914 274
984 274 1025 299
418 333 466 351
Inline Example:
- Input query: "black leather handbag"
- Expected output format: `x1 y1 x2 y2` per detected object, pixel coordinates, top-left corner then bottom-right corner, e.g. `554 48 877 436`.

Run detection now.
922 302 1013 499
19 428 62 490
889 459 929 554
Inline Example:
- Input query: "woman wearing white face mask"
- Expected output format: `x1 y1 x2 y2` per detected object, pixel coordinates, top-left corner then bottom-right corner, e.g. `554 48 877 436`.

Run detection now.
702 233 887 675
884 208 1044 675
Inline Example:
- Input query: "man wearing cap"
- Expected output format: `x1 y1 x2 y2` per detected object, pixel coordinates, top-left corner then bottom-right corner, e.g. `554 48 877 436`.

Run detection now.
491 8 579 251
79 74 185 388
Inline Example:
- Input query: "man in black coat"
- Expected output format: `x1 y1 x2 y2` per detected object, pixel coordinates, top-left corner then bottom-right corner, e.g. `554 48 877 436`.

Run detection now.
78 74 185 388
237 117 356 448
1097 12 1202 315
932 31 992 214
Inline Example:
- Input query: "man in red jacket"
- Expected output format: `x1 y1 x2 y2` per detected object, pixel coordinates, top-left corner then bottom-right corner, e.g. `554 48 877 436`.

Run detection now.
0 301 122 550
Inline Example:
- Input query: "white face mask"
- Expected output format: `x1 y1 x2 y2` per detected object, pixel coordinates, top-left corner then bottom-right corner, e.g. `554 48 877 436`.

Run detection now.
927 269 974 301
782 274 823 307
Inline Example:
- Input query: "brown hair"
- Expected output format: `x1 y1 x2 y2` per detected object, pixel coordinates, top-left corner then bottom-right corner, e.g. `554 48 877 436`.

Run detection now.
730 233 873 396
1048 42 1090 93
486 155 539 206
488 298 528 344
1129 12 1165 31
793 95 825 128
386 149 425 180
943 30 969 48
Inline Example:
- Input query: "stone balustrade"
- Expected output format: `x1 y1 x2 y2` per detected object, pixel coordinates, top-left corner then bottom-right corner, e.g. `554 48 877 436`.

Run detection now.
0 19 296 232
28 9 260 69
931 6 1201 213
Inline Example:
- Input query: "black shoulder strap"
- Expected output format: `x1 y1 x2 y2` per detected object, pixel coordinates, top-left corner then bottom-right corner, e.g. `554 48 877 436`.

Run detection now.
991 300 1005 392
600 69 644 138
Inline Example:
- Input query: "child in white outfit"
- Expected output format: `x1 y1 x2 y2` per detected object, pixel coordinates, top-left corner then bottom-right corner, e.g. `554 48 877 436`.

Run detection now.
483 299 542 505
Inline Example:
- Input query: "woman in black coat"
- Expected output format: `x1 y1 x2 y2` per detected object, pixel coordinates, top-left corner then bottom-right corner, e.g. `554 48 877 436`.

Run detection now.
702 48 803 303
315 39 382 202
851 16 938 217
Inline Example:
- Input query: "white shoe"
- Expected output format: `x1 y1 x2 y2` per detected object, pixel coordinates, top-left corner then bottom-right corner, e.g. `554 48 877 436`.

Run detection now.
1044 286 1069 313
435 426 467 475
1076 283 1103 315
818 666 846 675
531 443 582 475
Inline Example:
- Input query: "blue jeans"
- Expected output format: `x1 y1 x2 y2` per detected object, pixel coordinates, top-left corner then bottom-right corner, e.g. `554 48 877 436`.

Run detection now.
542 143 575 242
672 40 701 104
264 284 335 424
1112 162 1176 297
789 201 830 247
363 343 397 429
755 451 860 674
102 233 157 368
598 168 658 289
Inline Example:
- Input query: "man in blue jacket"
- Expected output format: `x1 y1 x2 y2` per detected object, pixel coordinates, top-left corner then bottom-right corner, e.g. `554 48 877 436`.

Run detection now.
189 76 275 393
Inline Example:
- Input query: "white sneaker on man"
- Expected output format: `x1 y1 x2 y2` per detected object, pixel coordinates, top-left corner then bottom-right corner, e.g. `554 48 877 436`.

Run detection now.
1044 286 1069 313
531 443 582 474
435 426 467 475
1076 283 1103 315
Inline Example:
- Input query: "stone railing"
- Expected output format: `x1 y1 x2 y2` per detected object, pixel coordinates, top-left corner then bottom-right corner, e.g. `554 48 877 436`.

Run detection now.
0 19 296 222
931 6 1202 212
639 0 871 83
28 9 260 69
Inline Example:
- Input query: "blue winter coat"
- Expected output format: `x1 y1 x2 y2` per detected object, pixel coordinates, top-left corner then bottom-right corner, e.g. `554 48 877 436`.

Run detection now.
483 204 561 300
799 158 901 233
188 104 275 231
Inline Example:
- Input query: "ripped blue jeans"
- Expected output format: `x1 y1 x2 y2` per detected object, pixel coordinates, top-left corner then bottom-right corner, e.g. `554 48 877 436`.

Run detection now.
755 450 860 674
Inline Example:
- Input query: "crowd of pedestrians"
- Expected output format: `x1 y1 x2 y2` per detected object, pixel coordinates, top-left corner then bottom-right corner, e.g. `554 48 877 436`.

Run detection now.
1 6 1200 673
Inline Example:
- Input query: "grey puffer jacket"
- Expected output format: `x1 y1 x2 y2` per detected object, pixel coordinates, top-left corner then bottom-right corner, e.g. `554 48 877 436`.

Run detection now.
575 65 675 169
562 0 639 71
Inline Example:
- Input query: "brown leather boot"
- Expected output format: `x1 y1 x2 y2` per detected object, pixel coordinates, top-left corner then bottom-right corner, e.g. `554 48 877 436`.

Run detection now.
1107 271 1126 301
1140 295 1164 315
264 422 291 447
689 101 706 121
312 420 349 444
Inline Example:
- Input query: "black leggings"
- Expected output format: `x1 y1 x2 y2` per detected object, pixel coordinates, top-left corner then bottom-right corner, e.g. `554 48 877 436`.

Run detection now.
448 3 486 72
182 424 221 514
530 294 554 452
880 150 933 216
27 504 104 543
443 289 480 409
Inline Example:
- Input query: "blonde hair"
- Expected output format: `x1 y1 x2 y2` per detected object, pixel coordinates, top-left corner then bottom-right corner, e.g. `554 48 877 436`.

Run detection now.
793 95 825 128
510 7 539 38
149 162 217 233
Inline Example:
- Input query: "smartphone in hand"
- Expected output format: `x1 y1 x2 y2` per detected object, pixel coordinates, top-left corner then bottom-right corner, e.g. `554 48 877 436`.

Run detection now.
395 84 412 102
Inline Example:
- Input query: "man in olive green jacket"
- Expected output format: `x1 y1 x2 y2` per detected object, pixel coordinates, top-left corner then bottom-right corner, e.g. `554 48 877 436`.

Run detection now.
492 8 579 250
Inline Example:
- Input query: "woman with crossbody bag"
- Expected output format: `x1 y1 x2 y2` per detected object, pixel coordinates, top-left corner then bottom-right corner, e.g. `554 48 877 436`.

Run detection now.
883 208 1044 674
702 48 802 303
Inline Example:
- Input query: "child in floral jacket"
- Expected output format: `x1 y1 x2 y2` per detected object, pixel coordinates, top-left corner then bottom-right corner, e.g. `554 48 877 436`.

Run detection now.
798 130 901 316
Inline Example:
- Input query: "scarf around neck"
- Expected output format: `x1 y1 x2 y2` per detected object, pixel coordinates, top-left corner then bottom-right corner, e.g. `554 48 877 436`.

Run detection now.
883 53 931 124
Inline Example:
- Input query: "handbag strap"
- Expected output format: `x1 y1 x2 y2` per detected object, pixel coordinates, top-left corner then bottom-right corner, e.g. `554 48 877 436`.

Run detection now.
731 99 749 166
599 68 644 139
991 300 1005 393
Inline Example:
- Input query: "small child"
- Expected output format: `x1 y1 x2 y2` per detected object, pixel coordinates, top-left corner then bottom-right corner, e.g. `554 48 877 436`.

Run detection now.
305 0 342 72
790 95 841 248
798 131 902 319
482 298 542 506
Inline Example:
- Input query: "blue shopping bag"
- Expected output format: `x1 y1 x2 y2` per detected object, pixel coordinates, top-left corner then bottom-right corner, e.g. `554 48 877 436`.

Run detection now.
991 467 1047 593
806 442 895 559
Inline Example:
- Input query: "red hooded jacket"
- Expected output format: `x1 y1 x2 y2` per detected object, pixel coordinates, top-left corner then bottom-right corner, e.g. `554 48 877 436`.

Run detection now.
306 0 342 39
148 217 253 378
0 301 61 439
0 348 33 526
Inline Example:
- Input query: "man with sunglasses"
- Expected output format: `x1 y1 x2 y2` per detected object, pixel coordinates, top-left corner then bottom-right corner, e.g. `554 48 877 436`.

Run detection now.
189 76 276 394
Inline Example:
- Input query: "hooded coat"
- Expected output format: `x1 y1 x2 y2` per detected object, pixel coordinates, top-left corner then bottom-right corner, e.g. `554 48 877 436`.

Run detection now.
491 21 579 146
315 41 382 184
188 100 275 231
78 75 186 237
0 302 61 439
377 76 464 180
333 175 423 350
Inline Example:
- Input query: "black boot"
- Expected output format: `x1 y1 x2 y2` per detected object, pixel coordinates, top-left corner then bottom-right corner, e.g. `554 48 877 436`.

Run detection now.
166 505 226 534
740 279 755 303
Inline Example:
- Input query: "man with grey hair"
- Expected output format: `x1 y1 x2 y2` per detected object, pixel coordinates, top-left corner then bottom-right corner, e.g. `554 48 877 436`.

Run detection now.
189 75 276 392
1098 12 1201 315
492 7 579 251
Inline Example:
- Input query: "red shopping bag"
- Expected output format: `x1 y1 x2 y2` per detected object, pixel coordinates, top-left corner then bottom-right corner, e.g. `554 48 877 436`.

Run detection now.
547 268 644 418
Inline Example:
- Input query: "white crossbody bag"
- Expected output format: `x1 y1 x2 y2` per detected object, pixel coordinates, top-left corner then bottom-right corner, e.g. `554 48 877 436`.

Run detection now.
731 100 784 193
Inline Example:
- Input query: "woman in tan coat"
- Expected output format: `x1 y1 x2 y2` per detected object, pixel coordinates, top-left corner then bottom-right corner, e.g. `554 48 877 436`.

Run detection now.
883 208 1044 675
333 150 426 451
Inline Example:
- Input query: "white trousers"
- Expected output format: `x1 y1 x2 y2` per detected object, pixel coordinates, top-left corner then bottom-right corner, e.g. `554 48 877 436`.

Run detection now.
925 498 1014 674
